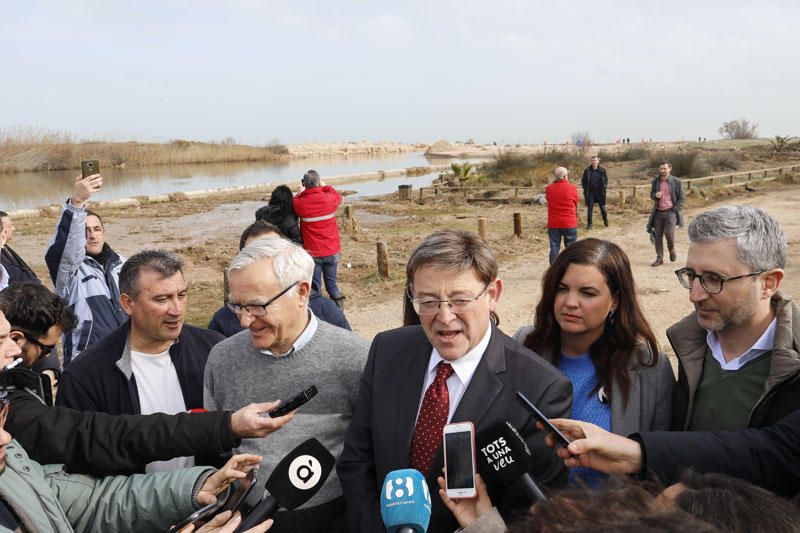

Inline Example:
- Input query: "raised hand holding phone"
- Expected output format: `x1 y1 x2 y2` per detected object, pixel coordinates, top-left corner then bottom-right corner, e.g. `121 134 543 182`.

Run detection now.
443 421 477 499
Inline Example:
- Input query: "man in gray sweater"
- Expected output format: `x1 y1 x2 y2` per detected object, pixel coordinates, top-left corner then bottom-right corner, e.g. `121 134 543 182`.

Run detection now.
204 236 369 533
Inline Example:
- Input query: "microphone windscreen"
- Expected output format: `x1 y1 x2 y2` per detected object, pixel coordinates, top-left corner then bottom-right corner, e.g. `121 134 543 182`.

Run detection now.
475 421 532 486
264 438 335 510
379 469 432 533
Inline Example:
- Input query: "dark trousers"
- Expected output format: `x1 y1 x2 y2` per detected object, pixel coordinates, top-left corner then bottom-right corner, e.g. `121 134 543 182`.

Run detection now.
548 227 578 264
586 191 607 226
312 253 342 299
653 210 677 260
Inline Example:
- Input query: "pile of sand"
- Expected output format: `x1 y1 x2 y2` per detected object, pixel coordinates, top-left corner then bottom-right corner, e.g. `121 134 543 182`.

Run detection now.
424 140 456 155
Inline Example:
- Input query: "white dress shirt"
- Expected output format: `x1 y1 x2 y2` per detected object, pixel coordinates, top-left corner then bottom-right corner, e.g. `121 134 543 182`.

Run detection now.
415 325 493 424
707 318 776 371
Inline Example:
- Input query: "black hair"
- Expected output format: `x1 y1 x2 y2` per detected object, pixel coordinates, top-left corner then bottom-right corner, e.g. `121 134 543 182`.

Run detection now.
0 283 78 336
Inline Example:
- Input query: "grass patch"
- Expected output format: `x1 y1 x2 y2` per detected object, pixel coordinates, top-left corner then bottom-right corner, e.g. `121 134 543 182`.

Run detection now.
0 126 284 173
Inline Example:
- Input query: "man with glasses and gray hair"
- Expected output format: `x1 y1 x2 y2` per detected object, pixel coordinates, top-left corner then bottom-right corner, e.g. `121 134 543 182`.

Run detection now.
204 236 369 533
669 205 798 432
338 229 572 532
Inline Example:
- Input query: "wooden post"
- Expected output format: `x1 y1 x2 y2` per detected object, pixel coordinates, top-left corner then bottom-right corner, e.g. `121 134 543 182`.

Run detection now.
729 175 734 185
632 186 638 198
764 170 768 179
748 172 752 181
618 190 626 207
513 213 522 237
435 186 440 197
478 217 488 240
514 188 519 198
344 205 354 221
376 242 389 280
419 188 424 201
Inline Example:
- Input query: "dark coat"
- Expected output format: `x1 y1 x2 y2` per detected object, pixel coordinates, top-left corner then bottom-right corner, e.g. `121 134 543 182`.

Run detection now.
57 321 223 415
581 165 608 201
4 381 237 475
337 325 572 533
255 205 303 246
635 408 800 498
647 175 685 228
0 246 40 286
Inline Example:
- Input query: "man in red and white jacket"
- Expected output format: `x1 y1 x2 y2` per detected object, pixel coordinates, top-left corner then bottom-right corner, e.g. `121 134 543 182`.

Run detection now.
293 170 345 307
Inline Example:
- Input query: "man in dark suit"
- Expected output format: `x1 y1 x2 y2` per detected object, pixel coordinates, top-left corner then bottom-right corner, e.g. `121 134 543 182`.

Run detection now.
338 230 573 532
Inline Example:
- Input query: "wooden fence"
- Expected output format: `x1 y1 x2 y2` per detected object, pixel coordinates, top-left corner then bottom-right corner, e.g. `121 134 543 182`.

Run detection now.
415 164 800 204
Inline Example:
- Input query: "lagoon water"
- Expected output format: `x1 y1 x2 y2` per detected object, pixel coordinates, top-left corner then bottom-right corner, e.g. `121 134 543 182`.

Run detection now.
0 152 467 211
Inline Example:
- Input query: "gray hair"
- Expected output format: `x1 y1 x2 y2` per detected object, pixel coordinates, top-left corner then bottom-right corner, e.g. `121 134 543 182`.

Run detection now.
302 170 321 188
553 167 569 181
119 250 184 298
406 230 498 286
228 236 314 294
688 206 787 270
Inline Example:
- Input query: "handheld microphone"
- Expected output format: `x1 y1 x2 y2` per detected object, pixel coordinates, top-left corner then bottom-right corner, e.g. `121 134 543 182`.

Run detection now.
235 438 335 532
379 469 432 533
475 421 548 504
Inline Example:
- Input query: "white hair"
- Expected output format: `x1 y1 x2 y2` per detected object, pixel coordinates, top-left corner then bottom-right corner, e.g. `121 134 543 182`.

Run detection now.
228 237 314 294
553 167 569 180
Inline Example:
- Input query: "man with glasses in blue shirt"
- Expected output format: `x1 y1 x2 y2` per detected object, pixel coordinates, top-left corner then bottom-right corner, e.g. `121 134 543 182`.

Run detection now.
204 236 369 533
669 205 798 431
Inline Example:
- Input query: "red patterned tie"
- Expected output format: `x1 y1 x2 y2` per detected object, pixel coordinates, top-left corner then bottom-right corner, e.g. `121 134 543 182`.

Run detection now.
410 362 455 474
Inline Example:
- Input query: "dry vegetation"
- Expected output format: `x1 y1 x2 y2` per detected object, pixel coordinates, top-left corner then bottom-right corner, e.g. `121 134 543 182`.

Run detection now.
0 127 287 173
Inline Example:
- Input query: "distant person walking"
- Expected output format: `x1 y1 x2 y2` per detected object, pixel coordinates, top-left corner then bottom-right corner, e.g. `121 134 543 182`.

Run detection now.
647 160 685 267
581 155 608 229
255 185 303 246
293 170 345 307
545 166 580 264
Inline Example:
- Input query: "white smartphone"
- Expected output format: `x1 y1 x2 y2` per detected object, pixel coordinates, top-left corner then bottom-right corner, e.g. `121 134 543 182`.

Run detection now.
443 421 477 499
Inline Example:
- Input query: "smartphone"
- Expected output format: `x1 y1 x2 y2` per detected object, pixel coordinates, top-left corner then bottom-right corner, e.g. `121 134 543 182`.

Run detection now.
168 501 224 532
267 385 318 418
81 160 99 178
516 391 571 447
443 421 477 499
222 467 259 515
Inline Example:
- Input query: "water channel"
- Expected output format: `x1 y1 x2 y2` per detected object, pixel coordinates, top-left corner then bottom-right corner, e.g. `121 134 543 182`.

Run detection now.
0 152 478 211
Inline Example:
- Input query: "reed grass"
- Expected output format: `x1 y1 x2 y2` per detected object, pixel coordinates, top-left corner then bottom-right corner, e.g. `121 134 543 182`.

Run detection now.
0 126 285 173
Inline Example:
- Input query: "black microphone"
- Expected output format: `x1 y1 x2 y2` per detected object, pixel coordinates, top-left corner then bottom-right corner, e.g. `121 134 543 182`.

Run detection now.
235 438 335 532
475 421 548 504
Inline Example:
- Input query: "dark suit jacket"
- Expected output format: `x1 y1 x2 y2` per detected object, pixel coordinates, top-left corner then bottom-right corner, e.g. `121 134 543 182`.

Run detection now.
635 408 800 498
337 325 573 533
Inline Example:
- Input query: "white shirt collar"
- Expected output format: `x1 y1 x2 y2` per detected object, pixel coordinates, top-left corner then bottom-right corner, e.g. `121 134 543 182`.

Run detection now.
707 318 776 371
427 323 493 387
261 309 318 357
0 264 8 292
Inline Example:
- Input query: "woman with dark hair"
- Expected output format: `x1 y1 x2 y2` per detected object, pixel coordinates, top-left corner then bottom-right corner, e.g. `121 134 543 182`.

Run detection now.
515 238 674 481
255 185 303 246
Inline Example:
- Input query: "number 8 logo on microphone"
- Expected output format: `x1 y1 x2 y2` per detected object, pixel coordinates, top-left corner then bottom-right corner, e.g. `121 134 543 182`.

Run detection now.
384 476 414 500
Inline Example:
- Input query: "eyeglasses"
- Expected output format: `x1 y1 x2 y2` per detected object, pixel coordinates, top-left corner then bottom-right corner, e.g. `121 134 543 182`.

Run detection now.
408 283 490 315
227 281 299 317
22 333 56 357
674 268 766 295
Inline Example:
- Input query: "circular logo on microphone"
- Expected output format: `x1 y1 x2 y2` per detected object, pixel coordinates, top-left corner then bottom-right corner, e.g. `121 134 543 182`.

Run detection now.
288 455 323 490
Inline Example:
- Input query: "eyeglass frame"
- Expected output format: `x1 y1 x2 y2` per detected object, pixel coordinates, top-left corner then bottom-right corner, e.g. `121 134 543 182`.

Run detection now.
674 267 766 295
16 329 57 357
226 281 300 317
407 282 491 315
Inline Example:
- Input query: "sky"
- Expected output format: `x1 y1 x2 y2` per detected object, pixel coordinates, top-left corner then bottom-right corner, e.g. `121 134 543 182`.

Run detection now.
1 0 798 145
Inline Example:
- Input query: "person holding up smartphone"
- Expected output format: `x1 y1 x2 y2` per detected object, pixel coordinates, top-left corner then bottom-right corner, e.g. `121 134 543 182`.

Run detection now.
44 164 128 365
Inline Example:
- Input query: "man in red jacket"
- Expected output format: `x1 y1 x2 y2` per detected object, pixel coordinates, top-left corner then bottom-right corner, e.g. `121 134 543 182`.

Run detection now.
545 166 580 264
293 170 345 307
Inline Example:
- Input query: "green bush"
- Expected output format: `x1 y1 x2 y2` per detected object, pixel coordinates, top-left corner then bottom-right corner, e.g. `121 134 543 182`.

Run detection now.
643 150 710 178
705 152 743 171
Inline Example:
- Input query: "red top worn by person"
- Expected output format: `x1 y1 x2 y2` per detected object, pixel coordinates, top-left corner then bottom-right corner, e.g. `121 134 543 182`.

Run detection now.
546 176 579 228
293 182 342 257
